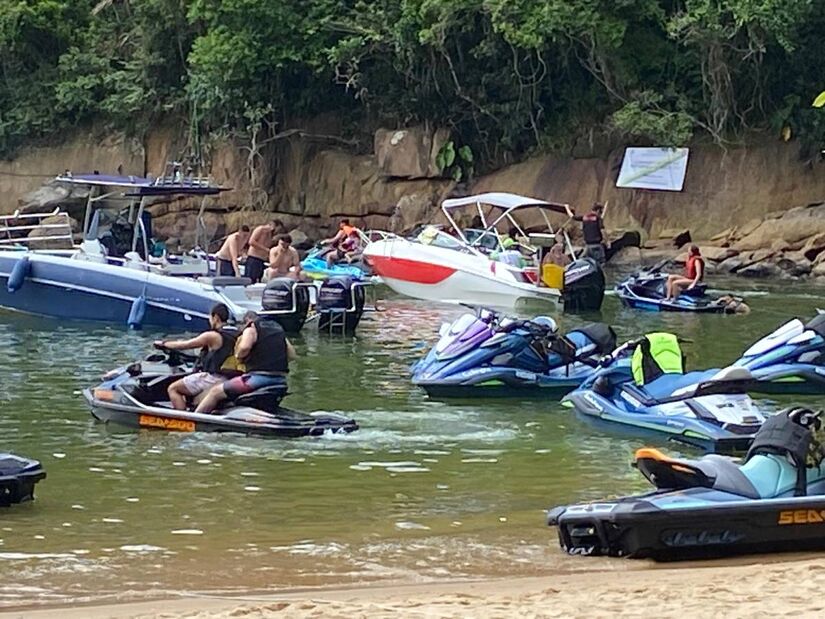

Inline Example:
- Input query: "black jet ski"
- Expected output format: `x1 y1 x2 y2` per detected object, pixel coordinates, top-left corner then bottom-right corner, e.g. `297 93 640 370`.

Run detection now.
84 345 358 437
0 453 46 506
616 260 746 313
548 407 825 560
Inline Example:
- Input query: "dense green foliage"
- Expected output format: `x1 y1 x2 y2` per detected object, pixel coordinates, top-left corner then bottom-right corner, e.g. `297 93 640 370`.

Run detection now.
1 0 823 166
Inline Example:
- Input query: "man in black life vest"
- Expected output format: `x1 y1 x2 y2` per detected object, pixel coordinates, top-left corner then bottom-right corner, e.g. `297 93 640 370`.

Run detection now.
565 202 609 265
195 311 297 414
156 304 239 410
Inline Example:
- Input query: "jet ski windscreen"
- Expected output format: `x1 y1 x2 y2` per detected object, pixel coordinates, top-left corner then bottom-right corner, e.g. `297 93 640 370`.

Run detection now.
806 313 825 339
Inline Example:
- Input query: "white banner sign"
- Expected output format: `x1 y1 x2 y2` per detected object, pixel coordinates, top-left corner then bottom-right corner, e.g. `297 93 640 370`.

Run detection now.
616 147 690 191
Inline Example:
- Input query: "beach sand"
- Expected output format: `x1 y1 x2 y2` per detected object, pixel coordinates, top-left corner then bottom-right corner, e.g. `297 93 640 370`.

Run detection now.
3 554 824 618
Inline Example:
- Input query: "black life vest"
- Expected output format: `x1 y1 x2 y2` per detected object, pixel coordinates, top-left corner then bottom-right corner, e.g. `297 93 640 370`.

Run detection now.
197 325 240 374
243 319 289 374
581 213 603 245
746 408 820 497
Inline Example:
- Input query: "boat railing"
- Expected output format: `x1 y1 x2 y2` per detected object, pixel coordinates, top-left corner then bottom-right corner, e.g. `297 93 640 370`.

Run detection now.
0 209 75 248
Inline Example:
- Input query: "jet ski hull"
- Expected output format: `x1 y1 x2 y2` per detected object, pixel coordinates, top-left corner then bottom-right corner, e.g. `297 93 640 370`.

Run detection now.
84 390 358 438
415 375 585 399
549 489 825 560
0 454 46 506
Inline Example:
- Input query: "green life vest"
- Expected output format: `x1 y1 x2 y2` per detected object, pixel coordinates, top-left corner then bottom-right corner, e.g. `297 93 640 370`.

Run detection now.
631 333 684 385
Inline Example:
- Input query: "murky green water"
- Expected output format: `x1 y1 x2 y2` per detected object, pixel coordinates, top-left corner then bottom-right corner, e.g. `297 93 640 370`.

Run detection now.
0 274 823 607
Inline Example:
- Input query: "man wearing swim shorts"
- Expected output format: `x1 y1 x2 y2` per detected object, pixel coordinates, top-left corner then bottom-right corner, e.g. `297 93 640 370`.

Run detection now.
195 311 296 414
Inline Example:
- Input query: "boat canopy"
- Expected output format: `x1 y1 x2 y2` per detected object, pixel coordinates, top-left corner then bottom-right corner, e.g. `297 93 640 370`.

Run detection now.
441 192 568 215
55 172 229 196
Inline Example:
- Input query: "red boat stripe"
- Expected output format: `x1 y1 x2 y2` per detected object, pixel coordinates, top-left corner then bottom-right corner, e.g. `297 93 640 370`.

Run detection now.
368 256 456 284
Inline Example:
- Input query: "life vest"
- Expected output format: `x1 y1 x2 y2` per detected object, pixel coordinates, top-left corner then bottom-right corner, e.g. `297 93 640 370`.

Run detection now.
686 255 704 280
243 319 289 374
197 325 241 374
341 224 356 236
631 333 684 386
581 213 603 245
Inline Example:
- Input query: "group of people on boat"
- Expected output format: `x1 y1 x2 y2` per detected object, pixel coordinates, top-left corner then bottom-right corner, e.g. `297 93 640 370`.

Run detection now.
157 304 295 414
214 218 364 282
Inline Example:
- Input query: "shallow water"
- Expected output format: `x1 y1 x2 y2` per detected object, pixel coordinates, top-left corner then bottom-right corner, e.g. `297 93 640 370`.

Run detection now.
0 274 824 607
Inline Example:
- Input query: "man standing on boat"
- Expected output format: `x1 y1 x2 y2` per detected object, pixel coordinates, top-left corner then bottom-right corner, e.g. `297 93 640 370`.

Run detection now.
565 203 609 265
246 220 285 283
215 225 251 277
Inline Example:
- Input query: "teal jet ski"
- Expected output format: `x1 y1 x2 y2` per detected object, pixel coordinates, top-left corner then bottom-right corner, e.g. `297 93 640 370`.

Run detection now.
548 407 825 560
562 333 769 453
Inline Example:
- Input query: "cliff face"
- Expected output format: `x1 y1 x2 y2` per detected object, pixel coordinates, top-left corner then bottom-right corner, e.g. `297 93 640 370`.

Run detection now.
2 123 824 250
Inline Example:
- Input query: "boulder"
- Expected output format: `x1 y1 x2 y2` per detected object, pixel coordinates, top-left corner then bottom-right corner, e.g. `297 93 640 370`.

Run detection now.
718 256 746 273
374 125 451 179
26 214 78 250
288 228 311 250
775 255 812 276
733 203 825 251
738 262 782 278
799 232 825 262
699 246 739 262
18 182 91 222
387 193 439 234
813 260 825 278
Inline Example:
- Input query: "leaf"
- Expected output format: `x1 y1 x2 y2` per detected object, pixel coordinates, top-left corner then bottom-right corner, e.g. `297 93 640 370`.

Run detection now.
458 145 473 163
443 141 456 168
814 91 825 109
435 150 446 171
451 166 463 182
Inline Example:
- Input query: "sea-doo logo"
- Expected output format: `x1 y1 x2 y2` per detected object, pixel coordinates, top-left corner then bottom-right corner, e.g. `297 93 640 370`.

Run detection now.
583 393 603 412
139 414 195 432
778 509 825 525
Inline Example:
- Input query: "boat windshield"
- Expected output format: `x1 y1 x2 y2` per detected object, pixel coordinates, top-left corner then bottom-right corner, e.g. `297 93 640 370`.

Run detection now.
416 226 467 252
463 228 501 252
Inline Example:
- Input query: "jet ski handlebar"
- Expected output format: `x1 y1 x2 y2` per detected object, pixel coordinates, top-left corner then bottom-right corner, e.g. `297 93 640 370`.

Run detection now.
152 343 199 366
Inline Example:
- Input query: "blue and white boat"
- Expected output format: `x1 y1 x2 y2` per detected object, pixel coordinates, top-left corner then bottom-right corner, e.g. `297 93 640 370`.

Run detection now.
0 168 265 330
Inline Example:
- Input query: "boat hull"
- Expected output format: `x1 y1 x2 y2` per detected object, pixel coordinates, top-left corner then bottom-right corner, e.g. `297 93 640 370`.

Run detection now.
0 251 252 330
365 238 561 309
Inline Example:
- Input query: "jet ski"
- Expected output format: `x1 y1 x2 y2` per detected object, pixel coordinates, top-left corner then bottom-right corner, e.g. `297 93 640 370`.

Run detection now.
732 313 825 395
411 309 617 398
561 333 768 453
616 261 745 313
301 245 371 281
548 407 825 560
0 453 46 506
84 345 358 437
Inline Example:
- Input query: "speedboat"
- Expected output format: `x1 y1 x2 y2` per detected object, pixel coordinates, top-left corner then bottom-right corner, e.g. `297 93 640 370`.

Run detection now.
561 334 767 453
411 309 616 398
83 344 358 437
733 313 825 394
548 407 825 560
0 167 273 330
616 263 745 313
0 453 46 506
364 193 605 312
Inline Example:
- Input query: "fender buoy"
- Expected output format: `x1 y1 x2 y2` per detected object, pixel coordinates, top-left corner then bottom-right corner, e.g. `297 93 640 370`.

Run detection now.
7 255 31 293
127 295 147 330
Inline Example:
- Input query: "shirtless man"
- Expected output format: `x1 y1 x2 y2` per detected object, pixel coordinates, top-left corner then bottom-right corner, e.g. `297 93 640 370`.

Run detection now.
265 234 302 280
245 220 283 283
215 225 250 277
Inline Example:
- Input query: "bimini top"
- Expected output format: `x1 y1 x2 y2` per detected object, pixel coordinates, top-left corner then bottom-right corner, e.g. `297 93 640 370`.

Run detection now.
55 172 229 197
442 192 568 215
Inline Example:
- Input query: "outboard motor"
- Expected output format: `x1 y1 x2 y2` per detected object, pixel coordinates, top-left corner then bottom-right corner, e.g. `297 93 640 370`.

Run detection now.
261 278 310 333
317 276 365 334
563 258 605 313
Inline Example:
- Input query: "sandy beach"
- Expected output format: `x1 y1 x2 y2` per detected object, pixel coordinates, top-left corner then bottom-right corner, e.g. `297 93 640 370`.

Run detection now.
2 554 823 619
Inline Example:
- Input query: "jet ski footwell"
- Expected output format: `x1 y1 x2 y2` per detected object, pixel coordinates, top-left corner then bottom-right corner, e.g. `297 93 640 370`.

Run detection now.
548 492 825 560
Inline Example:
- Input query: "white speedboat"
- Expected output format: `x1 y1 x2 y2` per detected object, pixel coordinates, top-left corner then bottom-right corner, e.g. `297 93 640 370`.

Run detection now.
363 192 605 311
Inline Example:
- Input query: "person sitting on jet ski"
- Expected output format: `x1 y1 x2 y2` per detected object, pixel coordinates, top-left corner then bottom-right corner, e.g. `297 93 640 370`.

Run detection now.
665 244 704 300
194 311 297 414
155 303 241 410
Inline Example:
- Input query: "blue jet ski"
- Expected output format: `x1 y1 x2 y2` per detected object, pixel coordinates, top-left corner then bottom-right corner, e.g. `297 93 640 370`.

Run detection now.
411 309 617 398
616 262 745 313
548 407 825 560
561 333 768 453
732 313 825 395
0 453 46 506
301 245 370 281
